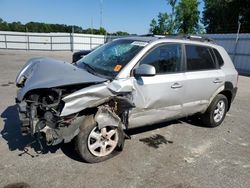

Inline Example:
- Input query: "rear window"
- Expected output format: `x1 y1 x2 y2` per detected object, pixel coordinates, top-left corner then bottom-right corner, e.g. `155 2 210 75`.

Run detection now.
185 45 216 71
213 49 224 67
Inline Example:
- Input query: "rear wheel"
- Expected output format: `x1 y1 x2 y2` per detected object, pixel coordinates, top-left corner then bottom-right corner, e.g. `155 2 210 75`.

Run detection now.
202 94 228 127
75 115 124 163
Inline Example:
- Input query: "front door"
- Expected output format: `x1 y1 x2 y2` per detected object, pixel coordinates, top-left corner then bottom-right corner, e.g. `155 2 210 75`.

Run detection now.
129 43 186 127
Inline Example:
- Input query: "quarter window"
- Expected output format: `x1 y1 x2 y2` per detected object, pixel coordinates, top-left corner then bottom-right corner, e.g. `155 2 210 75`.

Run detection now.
185 45 216 71
140 44 182 74
213 49 224 67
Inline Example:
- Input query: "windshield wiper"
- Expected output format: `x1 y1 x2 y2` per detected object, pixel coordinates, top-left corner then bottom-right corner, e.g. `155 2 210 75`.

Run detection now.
82 62 110 79
81 62 96 74
79 62 114 80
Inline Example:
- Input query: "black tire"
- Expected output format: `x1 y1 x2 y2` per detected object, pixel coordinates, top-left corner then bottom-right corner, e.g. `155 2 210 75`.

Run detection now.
202 94 228 127
75 115 125 163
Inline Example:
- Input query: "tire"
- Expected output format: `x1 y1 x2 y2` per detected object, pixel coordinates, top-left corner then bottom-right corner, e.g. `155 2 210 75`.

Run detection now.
202 94 228 127
75 115 125 163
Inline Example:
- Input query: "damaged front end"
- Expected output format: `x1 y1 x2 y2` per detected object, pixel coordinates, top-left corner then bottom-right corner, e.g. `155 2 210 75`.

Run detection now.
14 57 134 146
16 87 84 145
15 39 143 150
16 85 134 146
16 57 135 146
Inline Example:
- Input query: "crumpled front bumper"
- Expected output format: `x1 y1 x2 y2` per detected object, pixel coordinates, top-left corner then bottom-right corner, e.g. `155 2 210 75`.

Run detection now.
16 98 30 136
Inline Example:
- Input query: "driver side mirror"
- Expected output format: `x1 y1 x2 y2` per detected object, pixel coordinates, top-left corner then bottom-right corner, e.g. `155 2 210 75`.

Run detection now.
134 64 156 77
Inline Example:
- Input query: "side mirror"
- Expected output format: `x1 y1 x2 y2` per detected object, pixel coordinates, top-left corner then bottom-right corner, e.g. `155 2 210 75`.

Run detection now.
134 64 156 77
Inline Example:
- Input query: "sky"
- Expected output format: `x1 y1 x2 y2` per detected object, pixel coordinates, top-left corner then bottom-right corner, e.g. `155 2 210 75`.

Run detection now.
0 0 204 34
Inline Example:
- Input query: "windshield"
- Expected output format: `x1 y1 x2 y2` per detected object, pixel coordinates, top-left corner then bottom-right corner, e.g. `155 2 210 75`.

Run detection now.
77 39 147 78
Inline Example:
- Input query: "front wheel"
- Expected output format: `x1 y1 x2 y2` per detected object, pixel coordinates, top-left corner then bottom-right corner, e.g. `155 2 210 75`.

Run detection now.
202 94 228 127
75 115 124 163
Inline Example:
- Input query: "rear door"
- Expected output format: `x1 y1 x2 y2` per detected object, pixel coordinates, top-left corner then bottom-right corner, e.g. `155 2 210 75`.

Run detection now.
182 44 225 115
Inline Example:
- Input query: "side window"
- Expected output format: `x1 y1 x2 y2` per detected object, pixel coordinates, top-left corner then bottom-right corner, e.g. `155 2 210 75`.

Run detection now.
140 44 182 74
213 49 224 67
185 45 216 71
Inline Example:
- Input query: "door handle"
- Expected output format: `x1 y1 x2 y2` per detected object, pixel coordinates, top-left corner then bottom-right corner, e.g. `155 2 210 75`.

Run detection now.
171 83 182 89
213 78 223 83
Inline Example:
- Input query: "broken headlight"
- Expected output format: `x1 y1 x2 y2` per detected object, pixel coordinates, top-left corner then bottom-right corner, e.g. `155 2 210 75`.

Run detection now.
16 75 27 88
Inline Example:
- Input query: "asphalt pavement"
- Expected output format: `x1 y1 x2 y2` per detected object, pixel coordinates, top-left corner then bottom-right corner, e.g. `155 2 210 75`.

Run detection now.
0 50 249 188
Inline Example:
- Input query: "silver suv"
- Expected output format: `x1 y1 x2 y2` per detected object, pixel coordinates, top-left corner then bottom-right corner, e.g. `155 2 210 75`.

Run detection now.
16 35 238 163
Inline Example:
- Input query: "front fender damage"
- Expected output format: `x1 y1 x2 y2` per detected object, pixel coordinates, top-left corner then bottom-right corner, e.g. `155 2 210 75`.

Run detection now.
95 106 121 130
60 83 114 117
60 79 135 130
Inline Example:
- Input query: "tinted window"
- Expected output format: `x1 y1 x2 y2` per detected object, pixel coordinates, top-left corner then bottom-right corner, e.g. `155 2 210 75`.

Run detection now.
213 49 224 67
185 45 216 71
140 44 182 74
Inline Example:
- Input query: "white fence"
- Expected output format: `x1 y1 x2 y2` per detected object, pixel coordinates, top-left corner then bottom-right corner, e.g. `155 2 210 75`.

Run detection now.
207 34 250 75
0 31 107 51
0 31 249 75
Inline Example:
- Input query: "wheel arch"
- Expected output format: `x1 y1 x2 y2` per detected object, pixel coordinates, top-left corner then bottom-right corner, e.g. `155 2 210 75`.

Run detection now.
219 82 234 111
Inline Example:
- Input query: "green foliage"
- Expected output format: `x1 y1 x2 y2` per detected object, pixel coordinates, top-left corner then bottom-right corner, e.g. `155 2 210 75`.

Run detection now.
150 0 200 34
98 27 106 35
167 0 177 33
175 0 200 34
111 31 129 36
202 0 250 33
0 18 129 35
150 12 173 34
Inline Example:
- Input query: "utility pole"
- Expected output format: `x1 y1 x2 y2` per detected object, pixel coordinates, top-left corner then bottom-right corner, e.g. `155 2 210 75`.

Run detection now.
233 15 243 63
71 26 74 52
100 0 103 28
91 17 93 35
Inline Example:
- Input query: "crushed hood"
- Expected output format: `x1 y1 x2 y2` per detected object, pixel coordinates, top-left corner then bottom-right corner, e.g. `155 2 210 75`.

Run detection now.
16 57 107 100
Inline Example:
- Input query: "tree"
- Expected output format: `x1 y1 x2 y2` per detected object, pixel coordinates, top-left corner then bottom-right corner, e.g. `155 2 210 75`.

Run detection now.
166 0 177 33
113 31 129 36
150 12 172 34
175 0 200 34
203 0 250 33
0 18 9 31
150 18 159 34
0 18 130 35
150 1 177 34
150 0 200 34
99 27 106 35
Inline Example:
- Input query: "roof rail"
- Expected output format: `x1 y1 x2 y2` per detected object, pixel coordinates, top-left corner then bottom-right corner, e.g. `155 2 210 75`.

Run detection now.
184 35 215 43
140 34 216 43
139 34 179 38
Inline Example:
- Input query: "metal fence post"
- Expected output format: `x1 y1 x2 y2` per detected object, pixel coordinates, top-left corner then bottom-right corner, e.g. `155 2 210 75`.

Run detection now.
70 33 74 52
90 36 92 49
25 34 28 50
50 36 53 51
27 35 30 50
4 34 7 49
